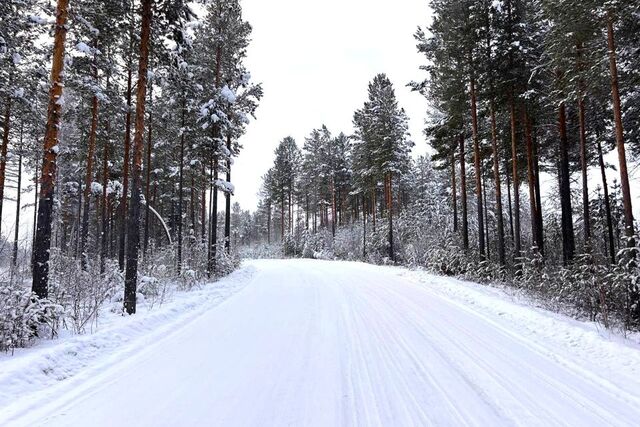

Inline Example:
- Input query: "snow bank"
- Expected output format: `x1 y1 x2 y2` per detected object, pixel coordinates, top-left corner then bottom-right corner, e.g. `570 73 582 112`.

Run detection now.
0 265 256 421
400 267 640 394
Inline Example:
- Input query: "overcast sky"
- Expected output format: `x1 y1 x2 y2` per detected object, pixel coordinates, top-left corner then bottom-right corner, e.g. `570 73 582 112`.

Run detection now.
233 0 432 211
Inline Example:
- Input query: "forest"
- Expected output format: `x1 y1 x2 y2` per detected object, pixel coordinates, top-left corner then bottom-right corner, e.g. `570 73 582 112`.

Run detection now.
0 0 262 352
1 0 640 356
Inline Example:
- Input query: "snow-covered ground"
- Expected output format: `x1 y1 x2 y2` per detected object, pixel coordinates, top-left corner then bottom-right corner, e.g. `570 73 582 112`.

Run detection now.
2 259 640 426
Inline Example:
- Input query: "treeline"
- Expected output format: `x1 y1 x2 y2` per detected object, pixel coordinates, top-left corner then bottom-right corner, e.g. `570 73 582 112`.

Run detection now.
0 0 261 322
257 74 412 261
248 0 640 329
413 0 638 266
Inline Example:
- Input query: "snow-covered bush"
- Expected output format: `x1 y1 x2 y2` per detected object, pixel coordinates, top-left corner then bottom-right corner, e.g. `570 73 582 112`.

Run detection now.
48 250 121 334
333 226 362 261
0 282 63 353
239 242 283 259
301 229 333 259
283 231 304 257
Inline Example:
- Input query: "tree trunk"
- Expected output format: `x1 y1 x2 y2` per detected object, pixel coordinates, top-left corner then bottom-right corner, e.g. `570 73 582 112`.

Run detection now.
460 133 469 250
289 187 293 234
386 173 394 262
207 44 223 272
100 124 109 274
533 136 544 256
558 101 575 265
305 194 309 230
510 96 521 260
211 155 218 270
81 39 100 271
451 148 458 233
266 202 271 244
482 170 490 260
607 12 635 248
470 78 485 257
12 123 23 268
177 98 185 272
362 196 366 258
31 160 39 273
207 156 214 273
0 92 11 236
118 15 135 272
32 0 69 299
503 154 514 239
597 139 616 264
576 43 591 246
524 107 540 253
280 194 284 240
190 174 196 236
224 133 231 254
124 0 152 314
143 82 154 255
201 163 206 243
331 179 337 237
490 105 505 265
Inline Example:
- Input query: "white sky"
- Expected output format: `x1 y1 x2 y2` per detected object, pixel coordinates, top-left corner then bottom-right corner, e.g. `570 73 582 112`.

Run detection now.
234 0 432 211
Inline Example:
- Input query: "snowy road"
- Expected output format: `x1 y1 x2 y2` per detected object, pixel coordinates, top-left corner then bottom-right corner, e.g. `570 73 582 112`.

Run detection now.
5 259 640 426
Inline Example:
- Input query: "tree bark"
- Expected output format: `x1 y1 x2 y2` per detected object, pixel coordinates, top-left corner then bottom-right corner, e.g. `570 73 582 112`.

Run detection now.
100 124 109 274
470 78 484 257
607 12 635 248
490 105 505 265
118 12 135 272
533 136 544 256
224 134 231 254
280 193 285 240
597 139 616 264
510 96 521 260
31 160 39 274
12 123 23 268
33 0 69 298
124 0 152 314
207 44 222 272
451 148 458 233
460 133 469 250
190 174 196 236
362 196 366 258
331 179 337 237
207 156 214 273
266 201 271 244
211 155 218 270
503 154 514 239
482 170 490 260
371 188 376 232
576 43 591 246
524 107 541 253
0 92 11 237
143 82 154 255
201 163 206 243
386 173 394 262
81 38 100 271
558 101 575 265
177 98 185 272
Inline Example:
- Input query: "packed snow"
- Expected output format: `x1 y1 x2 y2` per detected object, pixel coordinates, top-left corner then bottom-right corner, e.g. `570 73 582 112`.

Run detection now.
2 259 640 426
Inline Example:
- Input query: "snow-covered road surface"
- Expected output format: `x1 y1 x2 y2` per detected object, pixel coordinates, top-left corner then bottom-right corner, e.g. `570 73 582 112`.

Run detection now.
4 259 640 426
